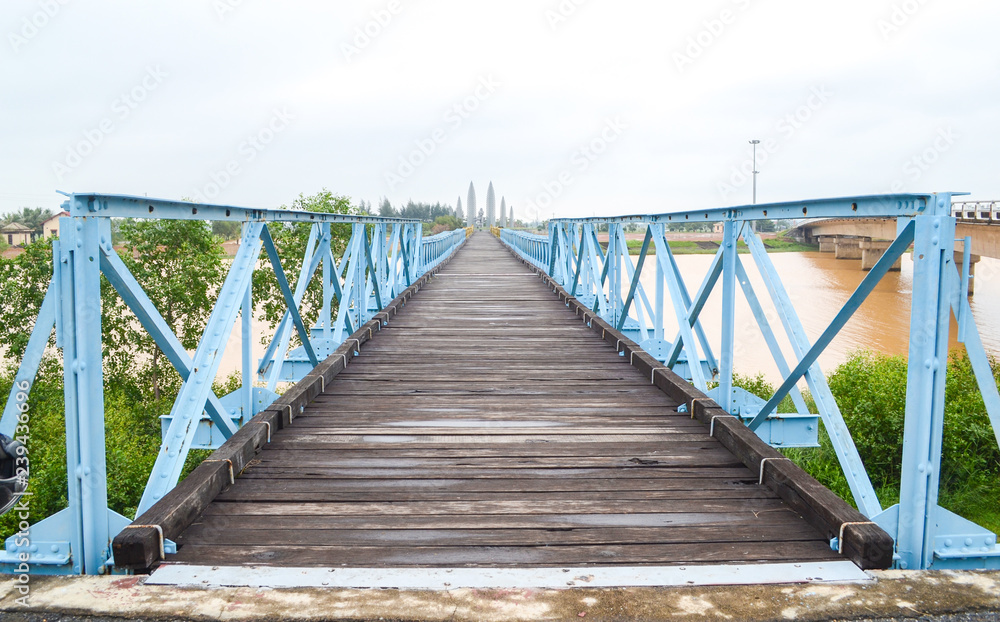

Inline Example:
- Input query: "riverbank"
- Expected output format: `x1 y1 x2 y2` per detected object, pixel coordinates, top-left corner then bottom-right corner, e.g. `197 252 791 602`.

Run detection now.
515 229 817 255
622 236 817 255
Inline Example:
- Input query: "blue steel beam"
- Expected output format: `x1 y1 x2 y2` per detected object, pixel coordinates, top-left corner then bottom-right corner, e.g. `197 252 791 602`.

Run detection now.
618 228 653 333
363 229 384 311
747 220 916 430
549 193 946 225
261 225 319 367
257 225 328 382
657 229 718 374
953 294 1000 449
136 222 265 515
734 257 811 415
742 227 881 518
651 225 709 392
57 217 110 575
98 244 238 438
615 226 656 340
718 220 739 410
67 192 419 225
0 285 56 438
665 245 724 373
896 209 955 570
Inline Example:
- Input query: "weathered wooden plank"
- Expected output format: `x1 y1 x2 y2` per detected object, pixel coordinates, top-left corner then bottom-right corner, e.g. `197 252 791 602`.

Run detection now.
247 454 746 470
238 466 758 481
200 498 791 517
181 510 807 532
215 486 776 503
229 476 758 492
176 524 824 548
170 540 841 567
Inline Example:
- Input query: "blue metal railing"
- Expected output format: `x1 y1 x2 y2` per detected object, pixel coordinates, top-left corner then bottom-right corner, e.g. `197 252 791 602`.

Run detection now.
497 193 1000 571
421 229 467 273
0 193 465 575
500 228 550 272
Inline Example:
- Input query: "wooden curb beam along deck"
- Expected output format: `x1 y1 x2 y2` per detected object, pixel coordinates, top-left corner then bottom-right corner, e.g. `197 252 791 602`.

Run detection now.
113 233 892 573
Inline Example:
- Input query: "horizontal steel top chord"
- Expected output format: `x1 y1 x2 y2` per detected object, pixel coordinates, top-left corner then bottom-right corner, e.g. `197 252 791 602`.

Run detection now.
550 192 962 225
61 192 423 225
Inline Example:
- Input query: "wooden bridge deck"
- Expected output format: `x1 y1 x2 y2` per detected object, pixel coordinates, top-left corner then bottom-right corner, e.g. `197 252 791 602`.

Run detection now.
167 234 842 568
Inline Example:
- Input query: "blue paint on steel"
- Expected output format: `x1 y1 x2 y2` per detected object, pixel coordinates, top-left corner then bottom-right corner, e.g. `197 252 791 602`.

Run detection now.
137 222 266 516
497 193 999 569
718 220 739 411
733 257 811 416
261 225 319 367
746 220 916 430
661 233 719 374
958 235 971 342
1 193 465 574
59 214 110 574
652 224 709 392
0 285 56 438
742 225 881 517
98 243 238 439
8 190 1000 572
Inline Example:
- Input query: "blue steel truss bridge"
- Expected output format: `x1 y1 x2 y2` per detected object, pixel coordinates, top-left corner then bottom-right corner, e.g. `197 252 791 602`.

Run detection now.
1 191 998 587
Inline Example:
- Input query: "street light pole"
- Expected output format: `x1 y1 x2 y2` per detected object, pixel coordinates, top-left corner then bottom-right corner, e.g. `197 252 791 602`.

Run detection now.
749 139 760 204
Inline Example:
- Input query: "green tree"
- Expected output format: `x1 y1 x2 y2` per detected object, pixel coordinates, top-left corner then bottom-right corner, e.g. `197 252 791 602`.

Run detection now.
253 190 359 334
0 239 55 360
211 220 242 241
431 215 462 233
102 219 227 399
378 197 396 218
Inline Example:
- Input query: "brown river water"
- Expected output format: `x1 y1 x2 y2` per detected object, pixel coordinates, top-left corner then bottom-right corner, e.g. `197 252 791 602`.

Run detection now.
642 252 1000 384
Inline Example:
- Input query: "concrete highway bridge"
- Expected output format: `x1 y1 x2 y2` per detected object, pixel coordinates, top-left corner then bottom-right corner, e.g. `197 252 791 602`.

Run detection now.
791 201 1000 293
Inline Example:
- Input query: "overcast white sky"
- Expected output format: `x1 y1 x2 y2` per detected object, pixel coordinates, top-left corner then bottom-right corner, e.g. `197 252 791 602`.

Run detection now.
1 0 997 221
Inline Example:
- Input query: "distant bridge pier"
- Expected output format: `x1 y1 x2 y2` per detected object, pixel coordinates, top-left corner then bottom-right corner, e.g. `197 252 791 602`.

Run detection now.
861 239 902 272
833 236 868 260
817 235 837 252
955 251 980 296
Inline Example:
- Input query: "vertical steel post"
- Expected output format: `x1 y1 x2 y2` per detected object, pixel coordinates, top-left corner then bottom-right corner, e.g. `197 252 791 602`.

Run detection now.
320 223 333 332
59 214 109 574
897 200 955 569
654 225 664 342
241 279 252 423
609 224 622 327
718 219 739 410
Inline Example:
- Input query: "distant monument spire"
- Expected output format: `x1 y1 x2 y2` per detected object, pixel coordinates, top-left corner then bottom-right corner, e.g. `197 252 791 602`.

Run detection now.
500 197 507 227
456 196 464 221
467 182 477 226
486 182 496 227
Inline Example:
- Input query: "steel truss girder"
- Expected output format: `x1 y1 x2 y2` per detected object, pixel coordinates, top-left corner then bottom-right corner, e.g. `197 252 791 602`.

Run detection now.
137 221 266 515
498 192 999 569
1 193 467 575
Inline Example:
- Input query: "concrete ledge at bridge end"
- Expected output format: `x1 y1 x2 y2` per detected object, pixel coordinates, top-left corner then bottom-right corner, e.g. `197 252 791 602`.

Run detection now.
1 569 998 621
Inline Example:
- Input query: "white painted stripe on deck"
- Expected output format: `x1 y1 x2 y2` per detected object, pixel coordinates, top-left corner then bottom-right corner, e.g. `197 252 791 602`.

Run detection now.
147 561 870 590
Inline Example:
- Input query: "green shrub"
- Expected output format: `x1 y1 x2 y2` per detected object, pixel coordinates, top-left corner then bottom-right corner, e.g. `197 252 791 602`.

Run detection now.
770 350 1000 533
